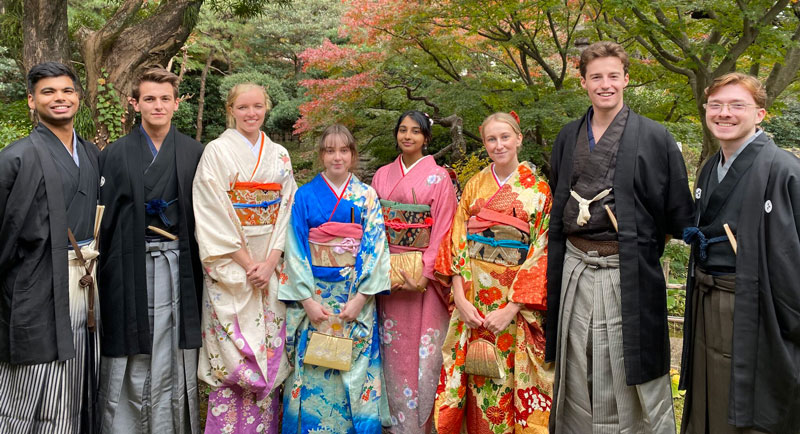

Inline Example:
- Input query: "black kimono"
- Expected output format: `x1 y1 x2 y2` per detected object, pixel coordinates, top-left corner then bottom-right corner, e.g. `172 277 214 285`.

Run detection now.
97 125 204 357
680 132 800 433
0 124 99 363
546 108 695 385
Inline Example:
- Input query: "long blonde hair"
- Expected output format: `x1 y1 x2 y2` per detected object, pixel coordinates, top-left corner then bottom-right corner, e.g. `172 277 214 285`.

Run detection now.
225 83 272 128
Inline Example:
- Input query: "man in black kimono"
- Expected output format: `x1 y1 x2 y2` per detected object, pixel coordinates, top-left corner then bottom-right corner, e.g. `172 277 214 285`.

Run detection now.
97 67 203 434
679 73 800 434
546 41 694 433
0 62 101 433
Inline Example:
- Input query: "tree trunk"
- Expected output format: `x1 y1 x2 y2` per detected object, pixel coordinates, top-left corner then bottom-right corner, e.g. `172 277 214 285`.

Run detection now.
77 0 203 147
434 114 466 162
22 0 70 75
195 47 214 142
177 45 189 84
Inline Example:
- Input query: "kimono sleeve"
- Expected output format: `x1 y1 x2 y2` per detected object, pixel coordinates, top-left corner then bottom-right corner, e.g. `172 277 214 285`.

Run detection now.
508 181 552 311
266 147 297 254
771 171 800 345
448 174 477 280
0 149 32 275
278 191 315 302
423 168 458 281
663 128 694 238
192 143 245 263
354 187 390 296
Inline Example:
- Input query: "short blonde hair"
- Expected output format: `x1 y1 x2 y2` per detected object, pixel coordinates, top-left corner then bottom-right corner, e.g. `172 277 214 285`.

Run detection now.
480 112 522 140
225 83 272 128
705 72 767 108
317 124 359 167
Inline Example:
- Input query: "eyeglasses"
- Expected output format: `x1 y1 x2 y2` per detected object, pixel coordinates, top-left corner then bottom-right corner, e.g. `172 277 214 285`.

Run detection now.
703 102 760 113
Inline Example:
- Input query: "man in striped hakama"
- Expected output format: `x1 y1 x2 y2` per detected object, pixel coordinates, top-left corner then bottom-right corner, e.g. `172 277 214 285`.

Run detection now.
546 41 694 433
0 62 101 433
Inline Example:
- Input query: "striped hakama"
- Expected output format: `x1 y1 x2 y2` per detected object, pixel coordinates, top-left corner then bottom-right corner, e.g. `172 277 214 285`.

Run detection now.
551 240 675 434
98 240 199 433
0 241 100 434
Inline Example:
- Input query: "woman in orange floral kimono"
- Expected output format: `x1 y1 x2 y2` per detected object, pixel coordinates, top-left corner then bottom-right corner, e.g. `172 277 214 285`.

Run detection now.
434 112 553 434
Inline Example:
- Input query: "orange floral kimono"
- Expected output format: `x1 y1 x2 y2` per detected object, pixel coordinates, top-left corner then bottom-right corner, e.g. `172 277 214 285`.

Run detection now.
434 162 553 434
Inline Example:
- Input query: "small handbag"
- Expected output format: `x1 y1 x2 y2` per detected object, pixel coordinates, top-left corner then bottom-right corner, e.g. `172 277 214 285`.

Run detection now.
389 251 424 290
303 329 354 371
464 337 505 379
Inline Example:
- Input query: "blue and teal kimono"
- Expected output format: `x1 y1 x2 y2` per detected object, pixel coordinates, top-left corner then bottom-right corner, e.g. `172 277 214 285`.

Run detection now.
278 173 391 434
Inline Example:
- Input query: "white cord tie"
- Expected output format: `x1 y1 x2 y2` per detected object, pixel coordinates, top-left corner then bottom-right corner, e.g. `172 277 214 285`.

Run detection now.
569 188 612 226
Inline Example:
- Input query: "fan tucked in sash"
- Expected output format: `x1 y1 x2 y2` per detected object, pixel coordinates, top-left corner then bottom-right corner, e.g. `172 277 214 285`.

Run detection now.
380 198 433 289
303 220 362 371
227 181 282 226
466 208 530 266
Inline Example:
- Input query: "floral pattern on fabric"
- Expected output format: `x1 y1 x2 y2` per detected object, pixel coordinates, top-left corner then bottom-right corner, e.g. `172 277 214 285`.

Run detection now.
434 162 553 434
227 183 281 226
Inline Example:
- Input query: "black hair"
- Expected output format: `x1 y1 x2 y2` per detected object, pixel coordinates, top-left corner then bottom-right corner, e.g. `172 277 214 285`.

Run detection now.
394 110 433 148
27 61 81 94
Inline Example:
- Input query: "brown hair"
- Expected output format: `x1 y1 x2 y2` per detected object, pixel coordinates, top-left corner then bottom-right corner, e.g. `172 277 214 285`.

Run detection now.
317 124 358 167
225 83 272 128
579 41 629 78
480 112 522 140
131 67 180 101
704 72 767 108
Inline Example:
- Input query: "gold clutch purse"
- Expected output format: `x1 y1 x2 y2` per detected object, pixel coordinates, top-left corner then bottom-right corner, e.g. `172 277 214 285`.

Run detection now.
389 251 424 290
464 338 505 379
303 331 354 371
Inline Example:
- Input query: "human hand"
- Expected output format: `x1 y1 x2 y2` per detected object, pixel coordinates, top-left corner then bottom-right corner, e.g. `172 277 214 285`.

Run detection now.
339 292 367 322
301 298 331 324
455 293 484 328
391 270 428 292
246 255 279 289
483 302 521 335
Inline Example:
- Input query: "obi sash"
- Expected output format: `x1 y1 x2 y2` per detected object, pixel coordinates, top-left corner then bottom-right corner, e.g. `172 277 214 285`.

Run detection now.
308 222 363 268
380 199 433 249
466 208 530 266
227 182 282 226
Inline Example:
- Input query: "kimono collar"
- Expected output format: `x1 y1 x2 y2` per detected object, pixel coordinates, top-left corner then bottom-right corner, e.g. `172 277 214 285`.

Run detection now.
140 124 159 158
232 129 264 158
717 129 763 182
400 155 428 176
321 172 352 198
491 163 515 186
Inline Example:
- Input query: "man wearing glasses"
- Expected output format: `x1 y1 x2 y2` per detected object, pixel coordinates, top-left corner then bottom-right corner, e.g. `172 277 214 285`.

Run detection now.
680 72 800 433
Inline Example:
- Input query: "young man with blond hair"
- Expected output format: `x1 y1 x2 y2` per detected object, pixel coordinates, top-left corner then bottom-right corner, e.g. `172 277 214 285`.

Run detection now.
97 67 204 433
546 41 694 433
680 72 800 433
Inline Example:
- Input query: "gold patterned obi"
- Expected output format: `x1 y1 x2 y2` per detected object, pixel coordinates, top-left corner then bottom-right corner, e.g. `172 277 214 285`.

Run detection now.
227 182 282 226
308 222 363 268
467 208 530 267
380 199 433 249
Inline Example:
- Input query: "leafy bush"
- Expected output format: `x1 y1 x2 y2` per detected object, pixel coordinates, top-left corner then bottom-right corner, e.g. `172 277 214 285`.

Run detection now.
0 99 31 149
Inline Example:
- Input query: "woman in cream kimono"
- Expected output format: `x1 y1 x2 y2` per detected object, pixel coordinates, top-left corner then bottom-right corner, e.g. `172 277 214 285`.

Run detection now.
434 113 553 434
193 83 297 434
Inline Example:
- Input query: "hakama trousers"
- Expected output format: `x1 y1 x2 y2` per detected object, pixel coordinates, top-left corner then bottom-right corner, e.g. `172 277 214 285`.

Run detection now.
551 240 675 434
681 268 765 434
0 242 100 434
98 240 199 434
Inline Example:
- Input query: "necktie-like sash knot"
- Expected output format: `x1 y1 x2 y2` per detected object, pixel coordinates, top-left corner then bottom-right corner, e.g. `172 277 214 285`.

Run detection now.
570 188 611 226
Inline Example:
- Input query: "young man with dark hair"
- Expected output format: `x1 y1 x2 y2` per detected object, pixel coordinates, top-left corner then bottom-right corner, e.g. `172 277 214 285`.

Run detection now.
0 61 101 433
97 67 204 433
546 41 694 433
680 73 800 434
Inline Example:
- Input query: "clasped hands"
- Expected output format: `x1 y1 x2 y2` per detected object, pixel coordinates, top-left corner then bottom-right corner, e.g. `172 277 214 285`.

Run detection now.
302 292 367 324
244 255 279 290
391 270 428 292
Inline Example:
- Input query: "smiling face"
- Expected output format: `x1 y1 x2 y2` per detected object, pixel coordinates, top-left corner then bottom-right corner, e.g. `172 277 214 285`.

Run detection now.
230 88 267 140
27 75 80 128
396 115 426 159
482 120 521 169
581 56 629 114
132 81 178 130
705 83 766 149
321 133 353 180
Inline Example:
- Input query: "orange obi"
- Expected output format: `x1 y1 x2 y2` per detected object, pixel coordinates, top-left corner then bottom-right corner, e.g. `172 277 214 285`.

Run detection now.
227 182 282 226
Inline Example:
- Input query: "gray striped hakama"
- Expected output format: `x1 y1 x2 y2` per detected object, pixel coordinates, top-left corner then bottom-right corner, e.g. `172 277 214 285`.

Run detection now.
98 240 199 434
551 240 675 434
0 241 100 434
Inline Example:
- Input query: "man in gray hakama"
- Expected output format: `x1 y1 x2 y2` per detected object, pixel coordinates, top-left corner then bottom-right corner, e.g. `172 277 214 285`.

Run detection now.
97 68 204 434
0 62 101 434
546 41 694 433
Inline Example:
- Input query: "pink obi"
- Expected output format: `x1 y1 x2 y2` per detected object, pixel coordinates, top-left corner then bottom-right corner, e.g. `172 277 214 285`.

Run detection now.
308 222 363 267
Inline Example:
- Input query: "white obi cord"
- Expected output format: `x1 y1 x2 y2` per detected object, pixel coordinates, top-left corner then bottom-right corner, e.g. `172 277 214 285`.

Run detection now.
569 188 612 226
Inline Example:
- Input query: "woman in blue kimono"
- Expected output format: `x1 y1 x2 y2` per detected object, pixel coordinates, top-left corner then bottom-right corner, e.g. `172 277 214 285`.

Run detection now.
278 124 391 434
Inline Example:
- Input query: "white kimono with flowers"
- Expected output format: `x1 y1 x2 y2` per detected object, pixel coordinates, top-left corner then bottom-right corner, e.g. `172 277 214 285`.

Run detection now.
193 129 297 433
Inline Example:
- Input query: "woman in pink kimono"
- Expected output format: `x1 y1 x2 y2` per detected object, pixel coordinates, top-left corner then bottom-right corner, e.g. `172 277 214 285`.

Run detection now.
372 110 458 433
192 83 296 433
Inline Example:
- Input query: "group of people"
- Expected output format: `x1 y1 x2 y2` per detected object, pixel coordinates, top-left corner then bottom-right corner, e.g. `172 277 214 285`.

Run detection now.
0 40 797 434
